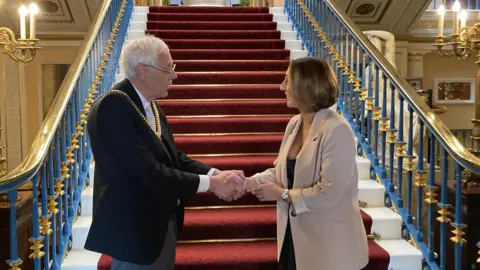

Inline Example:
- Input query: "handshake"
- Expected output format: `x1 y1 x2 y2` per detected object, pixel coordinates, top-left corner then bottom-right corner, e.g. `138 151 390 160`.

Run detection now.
208 170 247 201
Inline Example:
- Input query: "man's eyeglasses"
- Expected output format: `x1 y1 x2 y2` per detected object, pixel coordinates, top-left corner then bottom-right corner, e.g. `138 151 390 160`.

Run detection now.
144 63 176 74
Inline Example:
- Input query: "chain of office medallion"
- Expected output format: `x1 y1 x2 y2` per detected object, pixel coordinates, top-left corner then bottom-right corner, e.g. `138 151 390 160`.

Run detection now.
97 90 162 140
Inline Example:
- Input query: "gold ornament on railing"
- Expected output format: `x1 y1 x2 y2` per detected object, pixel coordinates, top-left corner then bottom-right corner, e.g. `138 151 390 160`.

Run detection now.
425 186 439 204
405 156 417 172
436 204 452 223
48 196 58 214
365 97 374 111
395 142 407 157
347 72 356 83
39 216 53 235
414 171 428 188
408 232 420 249
359 89 368 102
358 200 367 207
61 162 70 180
54 178 65 195
7 260 22 270
66 147 75 164
386 129 398 144
379 118 389 132
450 223 467 244
28 237 45 259
0 4 40 64
71 134 79 150
77 122 84 136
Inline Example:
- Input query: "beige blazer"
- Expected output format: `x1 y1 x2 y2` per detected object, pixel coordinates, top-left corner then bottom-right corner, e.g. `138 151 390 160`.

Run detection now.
249 109 369 270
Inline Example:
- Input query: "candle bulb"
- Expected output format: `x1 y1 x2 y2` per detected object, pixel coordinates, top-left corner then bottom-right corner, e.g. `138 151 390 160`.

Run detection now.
452 0 461 35
19 5 28 40
437 4 445 37
29 3 39 40
460 10 467 29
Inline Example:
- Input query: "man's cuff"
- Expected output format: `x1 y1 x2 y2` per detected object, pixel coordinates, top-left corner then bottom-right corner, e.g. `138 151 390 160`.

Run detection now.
197 175 210 193
208 168 218 176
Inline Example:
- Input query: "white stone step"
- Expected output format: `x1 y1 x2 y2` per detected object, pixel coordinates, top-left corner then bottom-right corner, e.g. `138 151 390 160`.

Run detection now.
280 30 297 40
269 7 284 14
130 21 146 31
290 49 309 59
375 239 423 270
356 156 371 180
273 14 288 23
358 180 385 207
131 13 147 23
127 30 147 39
72 216 92 249
134 6 149 13
81 186 94 216
277 22 293 32
285 40 302 50
362 207 402 240
62 247 101 270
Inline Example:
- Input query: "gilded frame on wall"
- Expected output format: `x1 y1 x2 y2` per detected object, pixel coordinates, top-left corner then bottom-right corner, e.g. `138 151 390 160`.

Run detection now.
433 78 475 104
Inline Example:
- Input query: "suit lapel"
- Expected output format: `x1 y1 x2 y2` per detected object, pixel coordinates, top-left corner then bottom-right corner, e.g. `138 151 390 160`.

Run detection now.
115 79 174 165
116 79 146 116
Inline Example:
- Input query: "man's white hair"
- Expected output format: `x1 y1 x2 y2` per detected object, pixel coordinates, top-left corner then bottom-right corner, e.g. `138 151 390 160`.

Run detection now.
120 35 169 80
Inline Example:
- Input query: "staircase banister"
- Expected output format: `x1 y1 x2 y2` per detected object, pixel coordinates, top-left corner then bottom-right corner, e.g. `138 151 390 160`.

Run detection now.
0 0 114 191
323 0 480 174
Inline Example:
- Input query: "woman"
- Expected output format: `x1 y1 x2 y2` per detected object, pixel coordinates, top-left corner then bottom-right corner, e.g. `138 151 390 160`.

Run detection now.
245 57 369 270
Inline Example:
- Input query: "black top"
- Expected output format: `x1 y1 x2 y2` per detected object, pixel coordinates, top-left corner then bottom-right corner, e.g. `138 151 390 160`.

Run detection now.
286 158 296 189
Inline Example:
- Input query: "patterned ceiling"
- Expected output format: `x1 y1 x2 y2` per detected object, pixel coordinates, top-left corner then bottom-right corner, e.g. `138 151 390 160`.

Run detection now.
0 0 102 37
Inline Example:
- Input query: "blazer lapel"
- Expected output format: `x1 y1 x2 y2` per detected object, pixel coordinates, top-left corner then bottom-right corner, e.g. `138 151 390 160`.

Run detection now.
295 109 330 187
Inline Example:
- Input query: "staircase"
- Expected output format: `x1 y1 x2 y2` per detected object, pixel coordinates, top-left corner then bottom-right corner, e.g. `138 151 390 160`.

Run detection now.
60 5 425 270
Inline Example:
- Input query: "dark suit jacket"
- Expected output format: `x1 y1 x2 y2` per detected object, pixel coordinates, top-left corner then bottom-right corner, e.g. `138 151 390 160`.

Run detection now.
84 79 212 264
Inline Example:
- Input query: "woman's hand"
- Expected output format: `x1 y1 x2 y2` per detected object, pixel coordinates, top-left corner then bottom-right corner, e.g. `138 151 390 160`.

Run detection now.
252 182 284 201
244 177 259 192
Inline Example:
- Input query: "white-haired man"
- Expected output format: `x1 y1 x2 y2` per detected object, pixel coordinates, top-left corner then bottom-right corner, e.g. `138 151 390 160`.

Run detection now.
84 35 245 270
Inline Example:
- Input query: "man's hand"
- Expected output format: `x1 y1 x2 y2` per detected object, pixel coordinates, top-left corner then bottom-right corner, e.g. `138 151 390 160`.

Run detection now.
209 171 245 201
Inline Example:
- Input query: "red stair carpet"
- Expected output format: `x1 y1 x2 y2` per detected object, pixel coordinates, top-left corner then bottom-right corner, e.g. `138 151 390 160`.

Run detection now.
97 6 390 270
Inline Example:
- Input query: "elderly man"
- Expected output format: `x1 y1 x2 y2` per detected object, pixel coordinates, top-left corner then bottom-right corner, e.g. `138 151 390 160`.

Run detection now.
84 35 245 270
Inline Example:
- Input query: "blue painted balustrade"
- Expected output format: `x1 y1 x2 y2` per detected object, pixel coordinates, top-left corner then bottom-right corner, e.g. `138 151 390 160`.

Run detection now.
284 0 480 269
0 0 133 269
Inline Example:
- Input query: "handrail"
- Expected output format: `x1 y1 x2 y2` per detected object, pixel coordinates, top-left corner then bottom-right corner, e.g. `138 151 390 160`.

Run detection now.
0 0 113 190
324 0 480 174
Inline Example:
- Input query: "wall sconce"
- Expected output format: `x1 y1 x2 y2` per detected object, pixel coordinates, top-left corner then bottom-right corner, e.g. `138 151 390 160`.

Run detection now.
0 3 41 64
